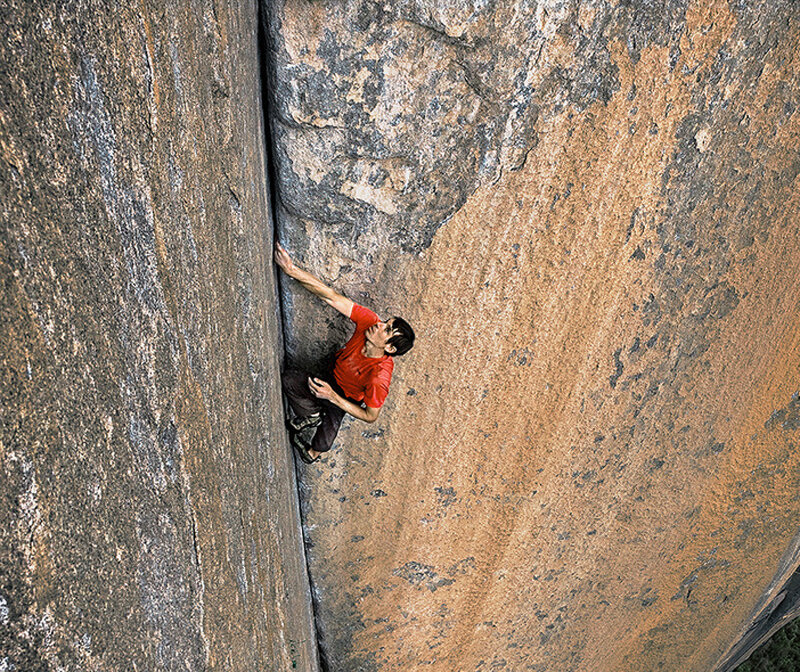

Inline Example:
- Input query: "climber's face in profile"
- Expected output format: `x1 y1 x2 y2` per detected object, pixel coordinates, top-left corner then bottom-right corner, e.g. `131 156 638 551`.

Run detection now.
366 318 397 355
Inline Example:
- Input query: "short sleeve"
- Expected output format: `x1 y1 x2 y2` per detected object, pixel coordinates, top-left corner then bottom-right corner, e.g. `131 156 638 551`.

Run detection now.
350 303 379 331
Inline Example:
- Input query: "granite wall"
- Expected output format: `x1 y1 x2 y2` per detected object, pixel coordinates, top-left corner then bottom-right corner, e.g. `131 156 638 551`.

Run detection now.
265 1 800 670
3 2 799 671
1 2 318 670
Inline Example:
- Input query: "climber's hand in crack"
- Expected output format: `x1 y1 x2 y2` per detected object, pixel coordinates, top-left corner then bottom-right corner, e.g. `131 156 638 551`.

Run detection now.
274 243 354 317
274 243 296 275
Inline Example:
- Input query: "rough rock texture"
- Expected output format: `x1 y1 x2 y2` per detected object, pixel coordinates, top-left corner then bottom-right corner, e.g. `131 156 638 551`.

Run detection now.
1 3 318 670
266 1 800 670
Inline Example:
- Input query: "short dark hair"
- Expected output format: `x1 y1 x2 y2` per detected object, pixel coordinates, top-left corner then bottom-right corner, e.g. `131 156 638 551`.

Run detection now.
387 316 415 357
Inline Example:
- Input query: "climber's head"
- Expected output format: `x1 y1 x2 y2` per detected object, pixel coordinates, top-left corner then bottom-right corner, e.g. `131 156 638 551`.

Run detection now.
366 317 415 356
387 316 415 357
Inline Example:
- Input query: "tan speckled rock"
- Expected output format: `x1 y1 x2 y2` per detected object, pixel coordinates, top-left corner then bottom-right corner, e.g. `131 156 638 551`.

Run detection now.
266 1 800 670
1 3 317 670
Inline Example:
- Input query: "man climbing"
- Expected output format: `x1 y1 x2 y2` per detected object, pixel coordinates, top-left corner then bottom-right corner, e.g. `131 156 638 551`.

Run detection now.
274 243 415 464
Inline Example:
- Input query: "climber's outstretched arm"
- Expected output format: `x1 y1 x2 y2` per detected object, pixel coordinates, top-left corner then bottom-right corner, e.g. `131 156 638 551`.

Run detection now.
274 243 354 317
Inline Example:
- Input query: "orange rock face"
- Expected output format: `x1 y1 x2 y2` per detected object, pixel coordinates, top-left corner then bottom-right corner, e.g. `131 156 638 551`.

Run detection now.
267 1 800 670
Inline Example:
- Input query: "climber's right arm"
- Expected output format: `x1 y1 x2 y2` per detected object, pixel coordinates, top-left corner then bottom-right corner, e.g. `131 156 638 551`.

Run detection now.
274 244 354 317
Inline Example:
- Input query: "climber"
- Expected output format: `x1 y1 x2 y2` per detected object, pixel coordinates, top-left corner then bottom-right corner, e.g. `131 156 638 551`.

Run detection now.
274 243 415 464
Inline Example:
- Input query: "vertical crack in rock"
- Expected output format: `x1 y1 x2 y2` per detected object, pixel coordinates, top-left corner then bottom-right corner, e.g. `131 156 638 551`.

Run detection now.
258 0 288 355
258 3 327 670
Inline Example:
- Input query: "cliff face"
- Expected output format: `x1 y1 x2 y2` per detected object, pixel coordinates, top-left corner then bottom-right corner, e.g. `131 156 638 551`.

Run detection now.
266 1 800 671
3 2 800 671
0 3 317 670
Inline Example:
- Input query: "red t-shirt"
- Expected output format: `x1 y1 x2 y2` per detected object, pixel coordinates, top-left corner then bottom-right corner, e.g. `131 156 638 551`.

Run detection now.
333 304 394 408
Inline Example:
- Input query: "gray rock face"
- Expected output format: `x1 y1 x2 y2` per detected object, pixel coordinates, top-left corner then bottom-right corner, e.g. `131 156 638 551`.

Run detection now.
265 0 694 256
1 3 317 670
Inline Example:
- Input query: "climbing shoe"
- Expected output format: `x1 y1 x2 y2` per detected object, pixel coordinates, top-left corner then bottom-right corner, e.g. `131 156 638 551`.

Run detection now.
290 430 319 464
287 412 322 433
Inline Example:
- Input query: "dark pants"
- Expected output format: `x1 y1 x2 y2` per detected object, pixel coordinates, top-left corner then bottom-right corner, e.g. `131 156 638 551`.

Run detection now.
281 369 353 453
